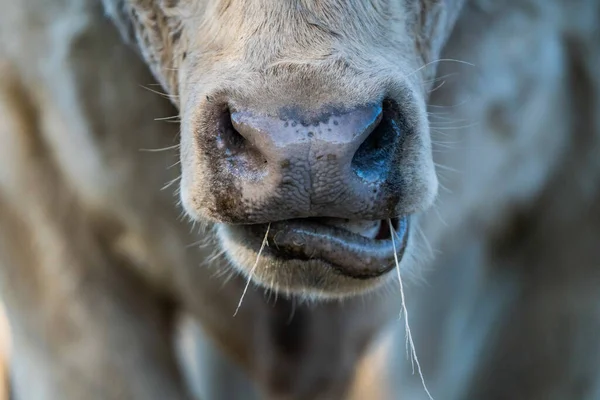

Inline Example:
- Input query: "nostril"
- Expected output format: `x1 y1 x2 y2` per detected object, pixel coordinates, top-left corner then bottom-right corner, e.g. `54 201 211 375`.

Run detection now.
351 100 399 182
216 107 268 178
216 108 245 152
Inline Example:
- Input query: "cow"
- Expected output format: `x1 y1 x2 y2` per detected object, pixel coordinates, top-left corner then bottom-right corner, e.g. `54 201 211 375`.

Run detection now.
0 0 599 399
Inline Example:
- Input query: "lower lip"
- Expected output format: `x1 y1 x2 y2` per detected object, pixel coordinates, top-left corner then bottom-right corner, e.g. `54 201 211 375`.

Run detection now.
238 217 410 279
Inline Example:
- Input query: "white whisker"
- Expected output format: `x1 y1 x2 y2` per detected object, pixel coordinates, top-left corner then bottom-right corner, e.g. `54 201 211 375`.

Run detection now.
139 144 180 153
161 175 181 191
434 163 460 174
389 219 433 400
168 159 182 169
429 79 447 93
430 122 479 130
415 224 435 260
234 224 271 316
140 84 179 100
154 115 181 121
404 58 475 80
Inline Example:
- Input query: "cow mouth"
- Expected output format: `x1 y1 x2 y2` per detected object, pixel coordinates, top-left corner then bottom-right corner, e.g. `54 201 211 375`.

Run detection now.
236 216 409 280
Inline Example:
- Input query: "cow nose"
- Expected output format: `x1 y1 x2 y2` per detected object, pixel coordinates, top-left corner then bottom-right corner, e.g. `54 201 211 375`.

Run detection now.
230 104 382 165
212 103 400 221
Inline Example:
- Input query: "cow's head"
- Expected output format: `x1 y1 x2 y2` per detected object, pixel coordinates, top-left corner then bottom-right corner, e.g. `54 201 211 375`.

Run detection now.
104 0 465 298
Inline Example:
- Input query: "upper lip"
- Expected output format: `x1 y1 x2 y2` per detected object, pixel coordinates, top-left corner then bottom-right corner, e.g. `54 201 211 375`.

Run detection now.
238 217 409 279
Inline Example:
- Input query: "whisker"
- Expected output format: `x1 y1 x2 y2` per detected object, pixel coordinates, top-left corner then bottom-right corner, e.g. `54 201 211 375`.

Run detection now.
437 180 452 194
140 84 179 100
431 138 462 146
139 144 180 153
428 97 473 109
154 115 181 121
207 249 227 265
430 122 479 130
404 58 475 80
234 224 271 316
422 72 459 85
185 239 206 249
415 224 435 260
161 175 181 191
434 163 460 174
287 298 297 324
389 219 433 400
168 159 182 170
431 201 448 227
428 79 447 93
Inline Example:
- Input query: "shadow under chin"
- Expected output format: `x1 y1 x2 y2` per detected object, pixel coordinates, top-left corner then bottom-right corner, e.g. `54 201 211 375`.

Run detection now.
215 223 415 299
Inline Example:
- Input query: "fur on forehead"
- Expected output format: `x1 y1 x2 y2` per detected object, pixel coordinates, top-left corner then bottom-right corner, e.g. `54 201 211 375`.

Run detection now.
102 0 466 109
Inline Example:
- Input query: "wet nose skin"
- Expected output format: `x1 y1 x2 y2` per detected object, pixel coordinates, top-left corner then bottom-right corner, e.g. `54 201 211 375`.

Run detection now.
206 102 405 223
231 105 382 207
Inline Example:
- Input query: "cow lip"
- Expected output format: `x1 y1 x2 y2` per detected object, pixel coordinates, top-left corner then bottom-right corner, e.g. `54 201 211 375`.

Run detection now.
239 216 410 279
